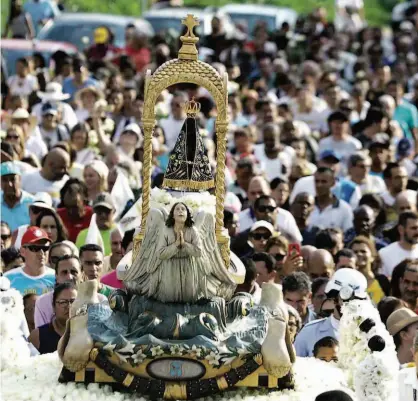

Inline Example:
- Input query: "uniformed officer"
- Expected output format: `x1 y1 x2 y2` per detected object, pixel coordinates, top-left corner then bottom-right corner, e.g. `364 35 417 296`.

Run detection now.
294 268 368 357
398 331 418 401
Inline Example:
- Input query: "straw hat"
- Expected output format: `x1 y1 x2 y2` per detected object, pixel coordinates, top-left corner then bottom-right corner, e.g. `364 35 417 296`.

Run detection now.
386 308 418 336
75 86 104 104
4 108 37 132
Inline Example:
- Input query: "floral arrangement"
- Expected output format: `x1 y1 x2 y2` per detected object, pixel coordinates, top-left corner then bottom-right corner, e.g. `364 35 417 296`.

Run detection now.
338 300 398 401
150 187 216 215
0 286 31 371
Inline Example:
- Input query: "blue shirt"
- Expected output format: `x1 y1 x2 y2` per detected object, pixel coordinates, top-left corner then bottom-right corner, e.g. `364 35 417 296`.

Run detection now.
62 77 99 101
4 267 55 296
294 316 338 357
1 190 34 231
394 101 418 139
23 0 60 35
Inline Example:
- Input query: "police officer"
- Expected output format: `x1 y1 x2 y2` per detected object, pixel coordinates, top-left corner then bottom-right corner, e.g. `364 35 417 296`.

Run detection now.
294 268 368 357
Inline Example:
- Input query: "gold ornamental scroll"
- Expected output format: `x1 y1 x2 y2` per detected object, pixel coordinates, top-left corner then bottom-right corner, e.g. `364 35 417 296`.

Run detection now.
133 14 230 267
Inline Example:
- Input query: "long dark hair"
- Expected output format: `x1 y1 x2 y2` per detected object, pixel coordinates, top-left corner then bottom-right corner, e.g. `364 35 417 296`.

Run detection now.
35 209 69 243
165 202 194 228
53 282 76 305
59 177 88 208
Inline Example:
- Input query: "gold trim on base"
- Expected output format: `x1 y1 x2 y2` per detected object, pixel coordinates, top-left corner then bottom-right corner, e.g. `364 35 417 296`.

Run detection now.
163 382 187 399
162 178 215 192
216 376 229 391
123 374 134 387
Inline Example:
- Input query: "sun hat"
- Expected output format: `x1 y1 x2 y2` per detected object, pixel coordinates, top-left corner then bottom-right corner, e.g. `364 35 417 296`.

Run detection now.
4 108 37 132
31 192 53 210
37 82 70 102
386 308 418 336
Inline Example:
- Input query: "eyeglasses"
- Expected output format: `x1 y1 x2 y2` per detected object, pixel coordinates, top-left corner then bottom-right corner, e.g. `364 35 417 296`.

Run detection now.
256 205 276 213
25 245 50 253
272 253 286 262
55 299 76 307
1 234 11 241
250 233 271 241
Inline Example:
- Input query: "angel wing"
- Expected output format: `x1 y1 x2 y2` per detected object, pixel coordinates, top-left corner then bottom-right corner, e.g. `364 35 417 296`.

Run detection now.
194 211 236 300
123 207 167 293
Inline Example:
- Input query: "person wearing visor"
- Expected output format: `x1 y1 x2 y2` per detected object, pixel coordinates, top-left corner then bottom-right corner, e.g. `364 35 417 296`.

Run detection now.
294 268 368 356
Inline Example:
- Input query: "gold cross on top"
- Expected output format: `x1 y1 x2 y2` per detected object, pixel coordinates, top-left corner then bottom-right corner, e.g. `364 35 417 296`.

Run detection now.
182 14 199 38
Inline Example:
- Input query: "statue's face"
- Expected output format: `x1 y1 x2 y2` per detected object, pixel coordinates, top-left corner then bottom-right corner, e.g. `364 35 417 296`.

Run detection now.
173 203 188 223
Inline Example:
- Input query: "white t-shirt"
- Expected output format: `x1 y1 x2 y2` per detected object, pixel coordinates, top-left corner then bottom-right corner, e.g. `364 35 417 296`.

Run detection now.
318 135 363 169
7 74 38 97
25 126 48 161
379 242 418 277
32 101 78 129
308 198 354 232
159 115 186 151
21 170 69 206
351 174 387 195
253 145 294 181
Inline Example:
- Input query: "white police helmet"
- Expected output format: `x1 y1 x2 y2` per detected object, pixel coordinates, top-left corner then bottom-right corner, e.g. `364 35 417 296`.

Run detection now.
325 268 368 301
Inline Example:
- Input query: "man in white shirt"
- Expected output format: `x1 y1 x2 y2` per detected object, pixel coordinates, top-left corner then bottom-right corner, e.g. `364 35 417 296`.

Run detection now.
398 331 418 401
159 91 188 151
238 178 302 242
309 167 353 232
347 153 386 195
379 211 418 278
7 57 38 97
253 123 294 181
317 111 362 173
21 147 70 206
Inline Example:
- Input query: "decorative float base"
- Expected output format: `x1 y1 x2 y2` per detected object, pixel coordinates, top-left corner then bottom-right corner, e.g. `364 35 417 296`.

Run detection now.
59 349 294 399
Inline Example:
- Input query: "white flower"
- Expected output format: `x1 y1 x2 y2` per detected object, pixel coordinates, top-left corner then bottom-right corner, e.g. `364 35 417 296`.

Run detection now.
132 349 146 364
205 351 221 366
169 344 185 356
117 341 135 354
150 345 164 357
103 342 116 353
188 345 202 358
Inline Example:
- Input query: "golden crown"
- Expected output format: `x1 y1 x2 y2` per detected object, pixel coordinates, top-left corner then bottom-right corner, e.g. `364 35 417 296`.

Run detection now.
184 98 201 116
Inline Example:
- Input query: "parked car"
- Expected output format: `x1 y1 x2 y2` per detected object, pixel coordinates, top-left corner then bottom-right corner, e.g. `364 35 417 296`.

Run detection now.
143 7 236 37
1 39 77 76
38 13 154 51
218 4 298 35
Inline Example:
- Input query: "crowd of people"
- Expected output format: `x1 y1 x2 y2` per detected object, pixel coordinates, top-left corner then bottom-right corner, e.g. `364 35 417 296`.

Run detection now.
1 2 418 400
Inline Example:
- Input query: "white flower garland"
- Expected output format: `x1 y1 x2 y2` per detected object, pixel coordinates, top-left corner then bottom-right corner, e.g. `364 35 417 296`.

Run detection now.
338 300 398 401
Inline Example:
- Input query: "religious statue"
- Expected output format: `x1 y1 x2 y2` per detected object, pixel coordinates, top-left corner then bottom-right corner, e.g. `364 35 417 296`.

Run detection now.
124 202 236 303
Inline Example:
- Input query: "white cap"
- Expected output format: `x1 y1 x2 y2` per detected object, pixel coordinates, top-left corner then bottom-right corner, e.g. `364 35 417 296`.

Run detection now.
0 275 11 291
325 268 368 300
250 220 275 234
123 123 141 138
11 108 30 119
31 192 53 209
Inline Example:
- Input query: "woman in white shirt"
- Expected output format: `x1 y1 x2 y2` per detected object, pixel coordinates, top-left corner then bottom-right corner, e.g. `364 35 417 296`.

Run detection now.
69 122 97 165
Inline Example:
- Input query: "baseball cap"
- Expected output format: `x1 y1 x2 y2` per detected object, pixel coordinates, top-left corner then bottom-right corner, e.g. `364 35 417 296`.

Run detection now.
93 192 115 211
327 111 349 124
386 308 418 336
21 226 51 246
31 192 53 210
325 268 368 300
397 138 413 157
41 102 58 116
320 150 341 163
0 162 21 176
250 220 275 234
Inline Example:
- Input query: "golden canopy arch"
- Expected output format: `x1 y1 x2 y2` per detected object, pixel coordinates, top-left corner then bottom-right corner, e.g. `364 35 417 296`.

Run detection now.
134 14 230 266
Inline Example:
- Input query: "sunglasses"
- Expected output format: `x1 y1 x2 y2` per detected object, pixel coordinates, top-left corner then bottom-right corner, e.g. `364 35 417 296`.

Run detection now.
272 253 286 262
1 234 11 241
250 233 271 241
25 245 50 253
256 205 276 213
